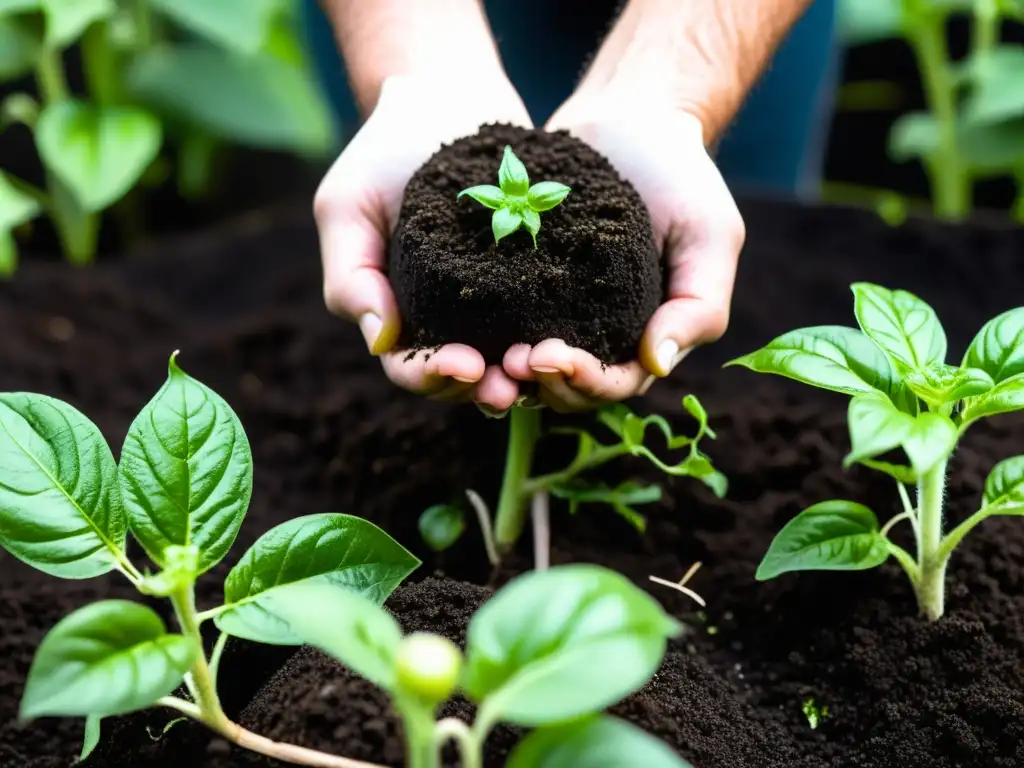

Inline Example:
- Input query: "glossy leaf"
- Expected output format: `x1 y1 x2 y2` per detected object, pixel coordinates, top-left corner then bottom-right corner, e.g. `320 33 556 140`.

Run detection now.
0 170 40 231
119 353 253 574
837 0 903 45
756 500 888 580
963 308 1024 384
498 145 529 196
903 362 994 406
20 601 195 718
0 14 41 80
522 207 541 245
418 504 465 551
962 47 1024 126
258 582 402 692
844 394 915 469
984 455 1024 512
550 480 661 532
148 0 277 55
492 207 523 243
0 393 125 578
852 283 946 374
889 112 939 162
463 564 682 726
36 100 162 212
41 0 112 48
961 373 1024 425
506 715 692 768
901 412 958 477
214 513 419 645
81 715 101 760
859 458 917 485
527 181 571 212
456 184 506 210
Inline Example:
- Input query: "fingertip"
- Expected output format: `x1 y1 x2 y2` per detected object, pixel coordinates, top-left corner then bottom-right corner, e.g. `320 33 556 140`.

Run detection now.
428 344 486 383
527 339 575 377
476 366 520 411
503 344 536 381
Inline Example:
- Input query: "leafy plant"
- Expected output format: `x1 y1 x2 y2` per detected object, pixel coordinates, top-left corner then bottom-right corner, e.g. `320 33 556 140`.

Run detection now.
0 0 334 273
3 352 422 766
420 397 727 570
727 282 1024 621
269 564 694 768
458 145 571 246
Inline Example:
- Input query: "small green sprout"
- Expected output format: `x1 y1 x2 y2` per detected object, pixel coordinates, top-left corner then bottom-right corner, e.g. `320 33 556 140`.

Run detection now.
457 145 571 247
802 698 829 730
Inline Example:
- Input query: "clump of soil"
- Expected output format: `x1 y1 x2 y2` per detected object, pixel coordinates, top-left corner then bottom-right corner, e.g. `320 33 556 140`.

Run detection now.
388 123 662 364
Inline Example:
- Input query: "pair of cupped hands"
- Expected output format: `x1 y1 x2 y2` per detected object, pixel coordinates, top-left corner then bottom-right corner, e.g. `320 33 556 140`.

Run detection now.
315 74 745 414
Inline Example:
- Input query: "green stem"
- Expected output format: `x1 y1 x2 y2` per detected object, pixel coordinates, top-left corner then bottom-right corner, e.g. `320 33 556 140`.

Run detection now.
169 586 231 732
493 407 542 554
973 0 999 56
938 507 992 564
435 719 482 768
398 702 439 768
35 48 68 104
81 21 116 106
914 460 949 621
133 0 152 47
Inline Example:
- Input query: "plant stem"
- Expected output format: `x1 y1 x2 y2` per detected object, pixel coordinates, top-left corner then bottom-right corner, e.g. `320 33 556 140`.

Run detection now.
531 489 551 571
81 22 116 106
133 0 153 47
398 701 439 768
937 506 993 564
914 460 949 621
35 48 67 104
435 719 481 768
973 0 999 56
493 407 542 554
169 585 231 732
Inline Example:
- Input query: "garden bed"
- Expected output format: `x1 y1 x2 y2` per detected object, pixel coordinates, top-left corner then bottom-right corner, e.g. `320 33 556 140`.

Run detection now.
1 198 1023 767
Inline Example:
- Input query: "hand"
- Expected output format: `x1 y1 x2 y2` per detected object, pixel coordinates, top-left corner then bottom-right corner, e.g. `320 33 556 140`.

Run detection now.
502 97 745 413
314 73 532 412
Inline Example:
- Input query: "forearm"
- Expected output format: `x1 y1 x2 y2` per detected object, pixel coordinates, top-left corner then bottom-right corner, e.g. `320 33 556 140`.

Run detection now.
319 0 507 115
573 0 817 142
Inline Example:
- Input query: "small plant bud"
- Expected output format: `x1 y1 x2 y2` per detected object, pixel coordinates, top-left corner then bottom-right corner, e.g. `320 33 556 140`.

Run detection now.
395 632 462 704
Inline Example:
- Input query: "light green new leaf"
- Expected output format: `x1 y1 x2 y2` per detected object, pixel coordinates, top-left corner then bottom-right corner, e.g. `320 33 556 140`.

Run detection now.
0 171 40 231
837 0 903 45
984 455 1024 512
963 307 1024 384
148 0 277 56
463 564 682 726
962 47 1024 127
258 582 402 692
903 362 994 407
844 394 915 469
214 513 419 645
41 0 113 48
492 207 523 243
456 185 506 210
418 504 465 552
851 283 946 374
119 353 252 574
20 601 195 719
506 715 693 768
889 112 939 163
0 0 41 14
0 14 41 80
527 181 571 212
0 393 126 578
550 479 662 533
756 500 889 580
901 412 958 478
36 100 162 213
498 145 529 196
961 373 1024 425
81 715 101 760
522 207 541 245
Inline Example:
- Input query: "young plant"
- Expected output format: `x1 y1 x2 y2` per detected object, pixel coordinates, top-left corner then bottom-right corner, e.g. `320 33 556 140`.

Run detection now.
727 282 1024 621
269 564 694 768
419 397 727 570
2 352 422 767
457 145 571 246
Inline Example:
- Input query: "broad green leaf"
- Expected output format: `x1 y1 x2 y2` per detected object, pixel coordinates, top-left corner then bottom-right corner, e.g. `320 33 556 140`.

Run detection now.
527 181 571 212
463 564 682 726
522 207 541 245
148 0 277 56
964 308 1024 383
901 412 958 477
492 207 522 242
456 184 506 210
844 394 915 469
0 15 41 79
0 229 16 277
682 394 716 439
256 582 402 692
41 0 113 48
126 46 334 155
984 455 1024 511
837 0 903 46
550 480 662 532
81 715 101 760
498 145 529 196
962 47 1024 126
20 601 195 718
0 393 125 578
903 362 994 406
958 119 1024 172
961 373 1024 425
756 500 889 580
860 458 917 485
0 0 41 14
36 100 162 213
119 353 252 574
506 715 692 768
0 171 39 231
851 283 947 373
889 112 939 162
214 513 420 645
418 504 465 551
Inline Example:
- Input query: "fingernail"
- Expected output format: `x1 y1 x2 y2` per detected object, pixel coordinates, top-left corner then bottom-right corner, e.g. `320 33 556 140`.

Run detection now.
656 340 692 376
452 375 477 383
476 403 509 419
531 366 561 375
359 313 382 354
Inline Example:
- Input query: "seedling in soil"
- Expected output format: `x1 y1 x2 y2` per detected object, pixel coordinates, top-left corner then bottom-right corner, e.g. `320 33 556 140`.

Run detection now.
419 397 728 572
0 352 422 767
727 282 1024 621
802 698 829 730
457 145 571 246
269 564 694 768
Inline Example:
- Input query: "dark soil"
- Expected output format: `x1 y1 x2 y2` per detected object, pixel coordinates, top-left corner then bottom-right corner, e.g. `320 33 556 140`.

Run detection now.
388 123 662 364
2 199 1024 768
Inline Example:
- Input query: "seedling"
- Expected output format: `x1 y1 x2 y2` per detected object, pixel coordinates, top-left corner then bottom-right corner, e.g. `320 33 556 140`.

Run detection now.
1 352 422 767
802 698 829 730
457 145 571 246
419 397 727 571
268 564 694 768
727 282 1024 621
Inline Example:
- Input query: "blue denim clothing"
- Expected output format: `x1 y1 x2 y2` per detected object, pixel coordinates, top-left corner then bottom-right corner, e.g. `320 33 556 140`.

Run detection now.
299 0 838 199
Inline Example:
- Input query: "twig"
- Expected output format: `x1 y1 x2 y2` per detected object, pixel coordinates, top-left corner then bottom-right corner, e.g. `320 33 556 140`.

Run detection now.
465 489 500 566
649 561 707 607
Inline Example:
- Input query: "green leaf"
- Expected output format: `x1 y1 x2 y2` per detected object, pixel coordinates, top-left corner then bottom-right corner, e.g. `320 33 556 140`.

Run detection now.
522 207 541 246
837 0 903 45
0 393 126 578
527 181 571 212
119 352 252 574
0 171 40 231
963 308 1024 384
462 564 682 726
958 118 1024 172
40 0 112 48
148 0 277 56
492 207 523 243
456 184 506 210
418 504 465 552
506 715 692 768
845 395 956 477
961 373 1024 425
498 145 529 196
214 513 420 645
889 112 939 162
903 362 994 407
682 394 716 439
550 480 661 532
36 100 162 213
962 47 1024 126
756 500 889 580
254 582 402 692
81 715 101 761
859 458 917 485
0 229 16 277
984 455 1024 512
0 15 41 80
20 601 196 719
903 412 958 477
851 283 947 374
126 46 334 155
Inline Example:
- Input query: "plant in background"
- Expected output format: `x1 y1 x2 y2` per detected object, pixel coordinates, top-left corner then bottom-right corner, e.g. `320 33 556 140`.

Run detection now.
0 0 334 274
458 145 571 246
727 282 1024 621
269 564 694 768
419 397 727 571
2 352 421 766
